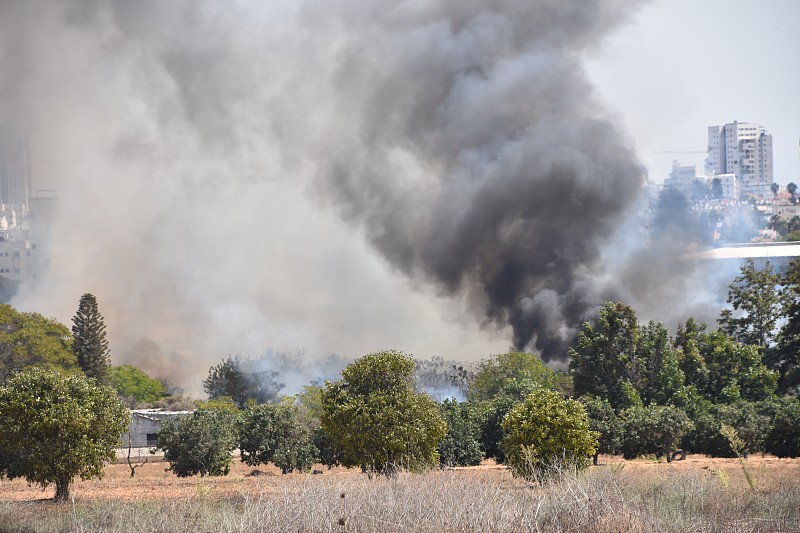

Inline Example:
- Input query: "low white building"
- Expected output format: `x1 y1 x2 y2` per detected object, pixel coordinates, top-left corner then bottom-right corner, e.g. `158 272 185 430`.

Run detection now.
122 409 191 448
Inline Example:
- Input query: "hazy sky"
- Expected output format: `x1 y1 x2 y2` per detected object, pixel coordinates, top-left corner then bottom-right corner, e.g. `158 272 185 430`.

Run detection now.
587 0 800 184
2 0 796 392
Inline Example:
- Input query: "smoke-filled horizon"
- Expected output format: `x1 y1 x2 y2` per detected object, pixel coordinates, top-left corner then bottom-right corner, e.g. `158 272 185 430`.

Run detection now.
0 0 730 392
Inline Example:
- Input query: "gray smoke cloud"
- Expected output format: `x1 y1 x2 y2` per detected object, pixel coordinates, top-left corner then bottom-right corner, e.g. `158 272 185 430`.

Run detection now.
0 0 693 391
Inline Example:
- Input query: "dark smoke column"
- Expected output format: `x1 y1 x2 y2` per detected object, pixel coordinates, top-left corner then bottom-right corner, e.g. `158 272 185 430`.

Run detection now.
313 0 646 360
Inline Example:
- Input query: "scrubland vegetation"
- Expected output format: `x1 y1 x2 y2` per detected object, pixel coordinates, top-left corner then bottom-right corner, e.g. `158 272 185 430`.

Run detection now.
2 262 800 531
1 461 799 532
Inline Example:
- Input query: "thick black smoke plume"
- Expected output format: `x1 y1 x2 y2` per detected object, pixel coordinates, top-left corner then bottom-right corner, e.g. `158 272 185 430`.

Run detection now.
311 1 646 358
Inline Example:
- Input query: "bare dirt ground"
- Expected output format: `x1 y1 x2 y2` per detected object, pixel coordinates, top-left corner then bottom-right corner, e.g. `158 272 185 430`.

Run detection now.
1 454 798 503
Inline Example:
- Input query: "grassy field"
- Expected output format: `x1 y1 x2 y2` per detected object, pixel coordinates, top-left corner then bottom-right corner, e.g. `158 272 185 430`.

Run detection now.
1 455 799 532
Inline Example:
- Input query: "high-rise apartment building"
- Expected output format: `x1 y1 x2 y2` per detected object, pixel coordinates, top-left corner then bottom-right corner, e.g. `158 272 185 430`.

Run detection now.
0 124 37 284
705 121 773 197
0 123 31 210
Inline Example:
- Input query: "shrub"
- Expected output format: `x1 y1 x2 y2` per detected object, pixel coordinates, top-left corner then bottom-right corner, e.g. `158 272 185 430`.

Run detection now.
437 399 484 467
237 403 318 473
501 388 597 480
765 397 800 457
621 404 693 461
321 350 446 476
477 378 543 463
686 402 769 457
157 407 237 477
580 396 624 464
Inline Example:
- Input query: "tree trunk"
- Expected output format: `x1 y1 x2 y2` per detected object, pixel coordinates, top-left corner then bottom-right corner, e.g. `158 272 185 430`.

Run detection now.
54 475 71 502
593 453 599 466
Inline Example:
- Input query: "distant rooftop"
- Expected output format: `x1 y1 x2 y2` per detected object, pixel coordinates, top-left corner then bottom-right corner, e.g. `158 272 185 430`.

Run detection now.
681 242 800 260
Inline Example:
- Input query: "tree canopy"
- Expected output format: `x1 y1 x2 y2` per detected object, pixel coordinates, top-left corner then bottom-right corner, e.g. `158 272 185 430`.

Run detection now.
764 397 800 458
0 368 128 501
109 364 168 405
437 398 484 467
718 260 781 349
237 402 318 474
468 351 569 402
501 388 598 480
620 404 694 462
321 350 446 476
0 304 77 385
675 323 776 404
772 258 800 392
569 302 689 411
580 396 624 464
203 355 285 408
157 407 237 477
71 293 112 385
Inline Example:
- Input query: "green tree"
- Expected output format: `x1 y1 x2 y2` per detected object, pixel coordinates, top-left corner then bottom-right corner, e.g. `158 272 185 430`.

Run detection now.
680 329 777 403
414 356 474 401
770 214 788 236
772 258 800 392
687 402 769 457
476 377 543 463
295 384 325 420
718 260 781 349
620 405 693 462
771 182 780 197
204 355 285 408
764 397 800 458
0 368 128 501
674 318 711 398
570 305 689 411
437 399 484 467
295 385 340 467
580 396 624 465
109 364 167 405
637 321 688 407
321 350 446 476
788 182 798 202
237 403 318 474
71 293 112 385
501 388 597 480
468 351 569 403
0 304 77 385
569 302 646 411
157 407 237 477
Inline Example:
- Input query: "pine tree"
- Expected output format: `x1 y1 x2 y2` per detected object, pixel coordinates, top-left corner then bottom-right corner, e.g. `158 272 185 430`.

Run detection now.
72 293 111 385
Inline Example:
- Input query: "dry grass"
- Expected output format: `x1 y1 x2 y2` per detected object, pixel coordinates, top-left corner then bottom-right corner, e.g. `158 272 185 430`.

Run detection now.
1 457 799 532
